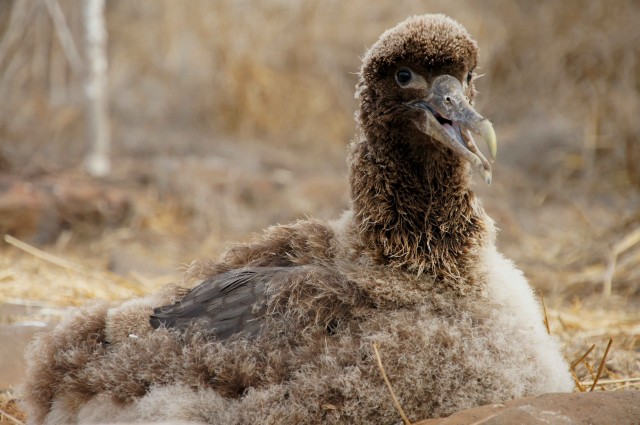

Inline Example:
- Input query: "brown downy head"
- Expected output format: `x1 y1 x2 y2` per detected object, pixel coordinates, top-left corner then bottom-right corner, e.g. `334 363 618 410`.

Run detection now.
350 14 497 280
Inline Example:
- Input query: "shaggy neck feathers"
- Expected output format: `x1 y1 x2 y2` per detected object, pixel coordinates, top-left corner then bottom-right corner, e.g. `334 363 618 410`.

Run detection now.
349 107 490 287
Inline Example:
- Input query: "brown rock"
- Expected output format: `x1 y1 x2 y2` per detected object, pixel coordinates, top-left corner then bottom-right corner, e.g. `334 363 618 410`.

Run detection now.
0 303 68 390
416 391 640 425
0 174 131 243
0 179 59 243
50 178 131 228
0 322 55 390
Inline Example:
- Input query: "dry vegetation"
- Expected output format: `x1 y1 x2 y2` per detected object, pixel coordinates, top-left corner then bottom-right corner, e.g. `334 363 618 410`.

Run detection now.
1 0 639 423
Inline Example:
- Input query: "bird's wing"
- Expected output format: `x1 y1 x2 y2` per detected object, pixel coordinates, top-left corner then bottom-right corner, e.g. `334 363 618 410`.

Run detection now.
149 266 288 340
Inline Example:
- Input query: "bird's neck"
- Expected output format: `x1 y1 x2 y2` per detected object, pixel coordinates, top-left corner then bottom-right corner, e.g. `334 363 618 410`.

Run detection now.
348 123 491 286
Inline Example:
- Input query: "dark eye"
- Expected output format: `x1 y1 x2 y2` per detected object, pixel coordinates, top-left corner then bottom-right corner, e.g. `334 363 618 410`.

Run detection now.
395 68 412 86
466 70 474 84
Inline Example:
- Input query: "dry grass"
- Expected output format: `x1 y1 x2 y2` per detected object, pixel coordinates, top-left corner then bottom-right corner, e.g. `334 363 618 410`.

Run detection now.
0 0 639 423
2 1 637 177
373 342 412 425
0 392 25 425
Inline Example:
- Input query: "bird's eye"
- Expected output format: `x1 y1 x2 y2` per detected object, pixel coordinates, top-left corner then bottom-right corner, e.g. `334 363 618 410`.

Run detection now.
395 68 413 86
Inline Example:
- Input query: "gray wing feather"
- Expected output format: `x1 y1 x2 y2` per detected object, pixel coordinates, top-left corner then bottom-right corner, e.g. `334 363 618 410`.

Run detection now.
149 266 287 339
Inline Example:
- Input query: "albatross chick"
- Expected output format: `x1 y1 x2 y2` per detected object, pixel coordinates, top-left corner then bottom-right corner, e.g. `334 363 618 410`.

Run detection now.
22 14 573 425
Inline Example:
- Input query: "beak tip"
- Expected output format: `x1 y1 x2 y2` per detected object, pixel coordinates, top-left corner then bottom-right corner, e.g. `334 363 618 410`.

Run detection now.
485 122 497 161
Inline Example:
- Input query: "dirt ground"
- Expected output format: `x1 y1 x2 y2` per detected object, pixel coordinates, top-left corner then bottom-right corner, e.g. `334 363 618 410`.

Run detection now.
1 1 639 423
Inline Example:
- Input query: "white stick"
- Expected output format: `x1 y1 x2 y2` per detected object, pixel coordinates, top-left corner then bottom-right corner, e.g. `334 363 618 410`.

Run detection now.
84 0 111 177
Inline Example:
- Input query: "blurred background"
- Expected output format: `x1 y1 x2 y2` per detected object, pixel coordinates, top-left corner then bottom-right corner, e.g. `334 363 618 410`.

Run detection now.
0 0 639 417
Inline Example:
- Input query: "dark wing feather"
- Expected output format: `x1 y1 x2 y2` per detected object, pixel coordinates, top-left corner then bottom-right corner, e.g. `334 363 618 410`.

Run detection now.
149 267 288 339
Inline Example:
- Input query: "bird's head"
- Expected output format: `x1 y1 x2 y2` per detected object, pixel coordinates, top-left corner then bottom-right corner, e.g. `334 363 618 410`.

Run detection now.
357 14 497 185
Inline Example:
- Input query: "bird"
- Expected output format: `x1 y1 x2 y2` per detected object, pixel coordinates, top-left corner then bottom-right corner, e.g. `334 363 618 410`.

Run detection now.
22 14 573 425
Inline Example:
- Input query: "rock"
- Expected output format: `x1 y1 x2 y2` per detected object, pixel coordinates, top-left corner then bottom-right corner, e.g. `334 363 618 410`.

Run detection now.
0 179 59 243
0 322 55 390
0 174 131 243
415 391 640 425
0 302 69 390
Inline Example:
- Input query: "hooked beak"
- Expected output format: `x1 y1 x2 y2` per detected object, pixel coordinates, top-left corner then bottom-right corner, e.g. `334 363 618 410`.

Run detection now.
410 75 497 185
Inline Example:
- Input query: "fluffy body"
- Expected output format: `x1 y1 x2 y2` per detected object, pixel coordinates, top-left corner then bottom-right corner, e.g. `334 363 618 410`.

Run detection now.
21 14 573 425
